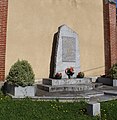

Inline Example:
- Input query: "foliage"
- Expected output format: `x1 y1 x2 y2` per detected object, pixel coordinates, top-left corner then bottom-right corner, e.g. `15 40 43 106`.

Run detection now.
101 100 117 120
54 73 62 79
77 72 85 78
0 91 11 100
6 60 35 87
0 94 117 120
109 63 117 79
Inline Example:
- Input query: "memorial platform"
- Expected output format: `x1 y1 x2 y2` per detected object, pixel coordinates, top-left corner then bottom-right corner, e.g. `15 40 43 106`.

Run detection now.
37 78 93 92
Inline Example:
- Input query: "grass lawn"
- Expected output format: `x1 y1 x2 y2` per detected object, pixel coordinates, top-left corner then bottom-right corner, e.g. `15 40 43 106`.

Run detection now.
0 96 98 120
101 100 117 120
0 92 117 120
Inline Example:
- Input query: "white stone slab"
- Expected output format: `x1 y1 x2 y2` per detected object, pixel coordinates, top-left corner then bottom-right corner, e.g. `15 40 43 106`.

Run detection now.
38 84 93 92
7 84 35 97
51 25 80 78
15 86 35 97
113 79 117 86
87 102 100 116
104 90 117 95
43 78 91 86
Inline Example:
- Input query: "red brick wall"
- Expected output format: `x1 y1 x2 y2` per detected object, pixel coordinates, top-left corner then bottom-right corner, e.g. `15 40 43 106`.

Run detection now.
0 0 8 80
103 0 117 74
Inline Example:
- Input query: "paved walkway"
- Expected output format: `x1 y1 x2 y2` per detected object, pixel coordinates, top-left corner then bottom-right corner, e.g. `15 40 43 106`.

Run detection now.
1 81 117 102
34 85 117 102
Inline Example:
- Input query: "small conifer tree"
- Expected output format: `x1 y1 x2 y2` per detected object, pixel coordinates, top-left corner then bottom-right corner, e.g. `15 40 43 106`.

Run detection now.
109 63 117 79
6 60 35 87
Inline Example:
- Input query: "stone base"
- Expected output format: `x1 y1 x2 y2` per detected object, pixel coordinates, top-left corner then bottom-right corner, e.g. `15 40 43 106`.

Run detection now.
87 102 100 116
37 84 93 92
6 84 35 97
113 79 117 86
43 78 92 86
96 77 113 86
37 78 93 92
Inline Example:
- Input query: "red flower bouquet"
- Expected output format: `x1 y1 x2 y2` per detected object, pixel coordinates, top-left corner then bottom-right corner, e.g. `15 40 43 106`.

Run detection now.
55 72 62 79
65 67 74 79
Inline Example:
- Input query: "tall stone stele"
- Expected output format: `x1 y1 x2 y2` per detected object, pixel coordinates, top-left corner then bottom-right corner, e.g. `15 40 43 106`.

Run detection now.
50 25 80 78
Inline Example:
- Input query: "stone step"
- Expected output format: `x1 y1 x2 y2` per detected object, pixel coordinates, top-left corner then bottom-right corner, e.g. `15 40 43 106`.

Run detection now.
37 84 93 92
92 83 103 88
43 78 92 86
85 92 104 97
104 90 117 96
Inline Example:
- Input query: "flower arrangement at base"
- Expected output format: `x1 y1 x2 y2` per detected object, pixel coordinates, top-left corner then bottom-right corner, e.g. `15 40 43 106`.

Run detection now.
77 72 84 78
54 73 62 79
65 67 74 79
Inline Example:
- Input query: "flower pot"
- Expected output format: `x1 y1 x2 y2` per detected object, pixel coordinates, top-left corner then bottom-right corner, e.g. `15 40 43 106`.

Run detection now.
97 77 113 86
6 83 35 97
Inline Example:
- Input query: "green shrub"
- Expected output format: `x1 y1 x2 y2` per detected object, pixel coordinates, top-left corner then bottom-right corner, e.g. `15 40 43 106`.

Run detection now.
6 60 35 87
109 63 117 79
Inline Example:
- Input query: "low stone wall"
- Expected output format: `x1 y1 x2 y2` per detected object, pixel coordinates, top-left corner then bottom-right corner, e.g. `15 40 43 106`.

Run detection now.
96 77 113 86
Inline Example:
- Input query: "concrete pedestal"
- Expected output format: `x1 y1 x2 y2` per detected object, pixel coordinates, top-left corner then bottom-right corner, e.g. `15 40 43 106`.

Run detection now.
87 102 100 116
6 83 35 97
37 78 93 92
113 79 117 86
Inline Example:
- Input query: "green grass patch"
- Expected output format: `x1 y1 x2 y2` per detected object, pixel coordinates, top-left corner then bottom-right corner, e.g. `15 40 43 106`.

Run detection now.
2 91 117 120
101 100 117 120
0 97 98 120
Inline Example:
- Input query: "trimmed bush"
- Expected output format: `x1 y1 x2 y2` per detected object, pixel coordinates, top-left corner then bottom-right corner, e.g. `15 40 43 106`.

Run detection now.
109 63 117 79
6 60 35 87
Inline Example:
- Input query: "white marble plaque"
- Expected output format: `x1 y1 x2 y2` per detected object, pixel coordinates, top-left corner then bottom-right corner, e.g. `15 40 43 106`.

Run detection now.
62 36 76 62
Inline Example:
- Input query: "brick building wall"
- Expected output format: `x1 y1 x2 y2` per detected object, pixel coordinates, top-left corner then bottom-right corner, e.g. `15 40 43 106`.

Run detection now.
0 0 8 80
103 0 117 74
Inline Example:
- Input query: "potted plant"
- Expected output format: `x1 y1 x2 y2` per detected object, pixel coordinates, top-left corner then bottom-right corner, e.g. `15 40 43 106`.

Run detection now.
54 73 62 79
65 67 74 79
96 74 112 86
109 63 117 86
6 60 35 97
77 72 84 78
